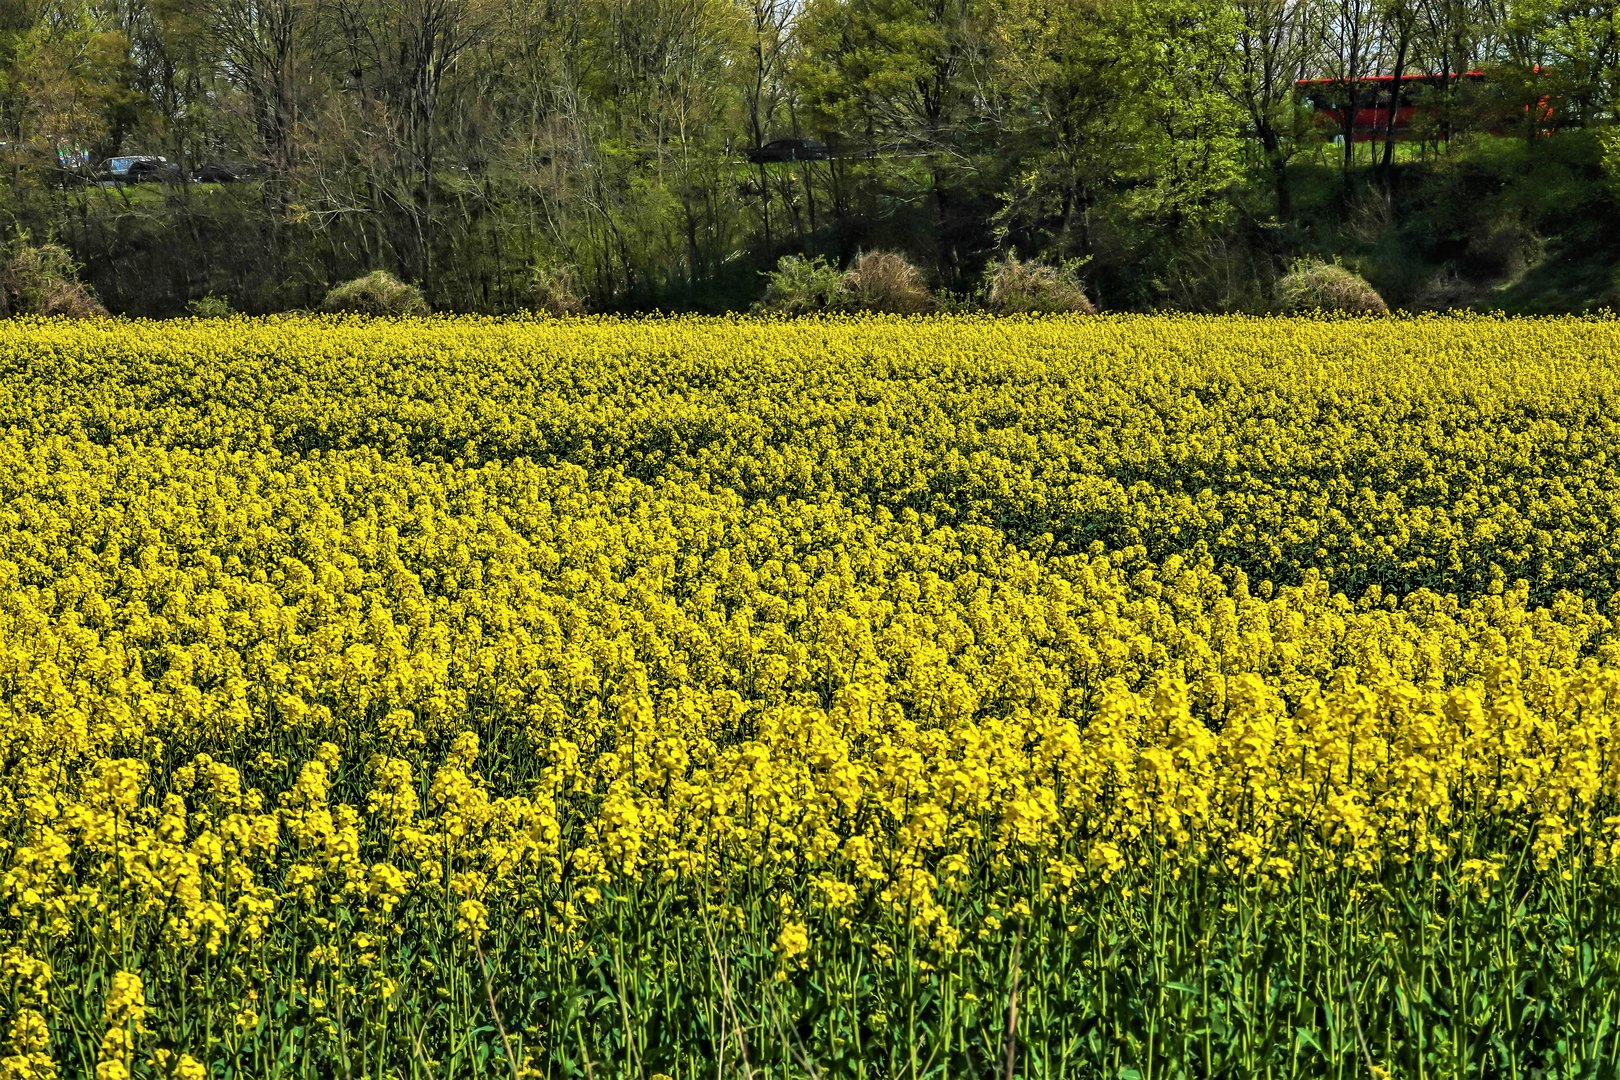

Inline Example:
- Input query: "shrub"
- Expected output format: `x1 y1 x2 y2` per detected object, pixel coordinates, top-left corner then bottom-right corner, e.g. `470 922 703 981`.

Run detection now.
983 255 1095 314
1275 258 1388 315
1412 269 1486 312
1602 128 1620 204
319 270 429 316
529 264 585 315
1605 266 1620 311
2 241 108 317
186 293 235 318
843 250 931 314
758 254 849 314
1465 221 1544 280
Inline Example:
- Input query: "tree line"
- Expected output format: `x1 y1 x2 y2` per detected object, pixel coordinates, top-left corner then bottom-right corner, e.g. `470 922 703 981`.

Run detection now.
1 0 1616 314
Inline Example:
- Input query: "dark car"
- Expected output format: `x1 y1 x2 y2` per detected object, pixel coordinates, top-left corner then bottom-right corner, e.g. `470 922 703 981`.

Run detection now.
193 161 249 184
745 138 832 164
128 157 184 183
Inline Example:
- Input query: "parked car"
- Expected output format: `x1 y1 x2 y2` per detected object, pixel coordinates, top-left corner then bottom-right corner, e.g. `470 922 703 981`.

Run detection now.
97 155 169 183
193 161 250 184
745 138 832 164
127 157 184 184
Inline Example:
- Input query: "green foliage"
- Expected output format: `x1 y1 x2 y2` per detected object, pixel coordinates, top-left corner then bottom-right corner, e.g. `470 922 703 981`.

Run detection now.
0 0 1614 314
1412 268 1485 312
186 293 235 318
319 271 430 317
757 254 849 313
1414 134 1610 262
1 240 107 317
1599 127 1620 202
1268 131 1620 314
793 0 1007 284
982 254 1095 313
1108 0 1245 228
1466 218 1544 280
1276 257 1389 314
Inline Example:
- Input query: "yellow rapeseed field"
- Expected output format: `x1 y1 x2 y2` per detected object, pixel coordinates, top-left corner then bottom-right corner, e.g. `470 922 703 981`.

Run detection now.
4 313 1620 1078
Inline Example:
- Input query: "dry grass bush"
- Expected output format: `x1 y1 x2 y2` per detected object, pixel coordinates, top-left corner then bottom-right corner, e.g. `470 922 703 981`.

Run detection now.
320 270 429 316
844 250 932 314
2 241 108 317
1276 258 1388 315
984 255 1095 314
529 265 585 315
1346 188 1395 248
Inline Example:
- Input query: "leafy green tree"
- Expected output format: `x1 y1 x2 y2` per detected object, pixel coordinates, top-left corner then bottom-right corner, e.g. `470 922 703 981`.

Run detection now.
796 0 999 283
0 0 1602 315
1501 0 1618 131
987 0 1243 304
1229 0 1323 218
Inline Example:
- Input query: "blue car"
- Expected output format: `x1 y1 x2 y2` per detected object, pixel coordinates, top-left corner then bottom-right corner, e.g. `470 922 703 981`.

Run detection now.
97 155 179 184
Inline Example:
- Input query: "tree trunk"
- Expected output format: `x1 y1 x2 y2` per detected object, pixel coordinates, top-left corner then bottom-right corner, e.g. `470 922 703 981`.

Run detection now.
1381 21 1411 188
757 160 772 254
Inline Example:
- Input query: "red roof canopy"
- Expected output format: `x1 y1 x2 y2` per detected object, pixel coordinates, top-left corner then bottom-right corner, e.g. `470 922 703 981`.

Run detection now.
1294 71 1486 86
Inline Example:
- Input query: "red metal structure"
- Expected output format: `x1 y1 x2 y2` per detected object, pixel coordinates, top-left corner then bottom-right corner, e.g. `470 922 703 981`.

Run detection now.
1294 69 1554 141
1294 71 1486 141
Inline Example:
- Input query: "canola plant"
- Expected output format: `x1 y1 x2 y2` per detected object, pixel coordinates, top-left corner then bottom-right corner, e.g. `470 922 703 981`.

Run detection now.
4 313 1620 1078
